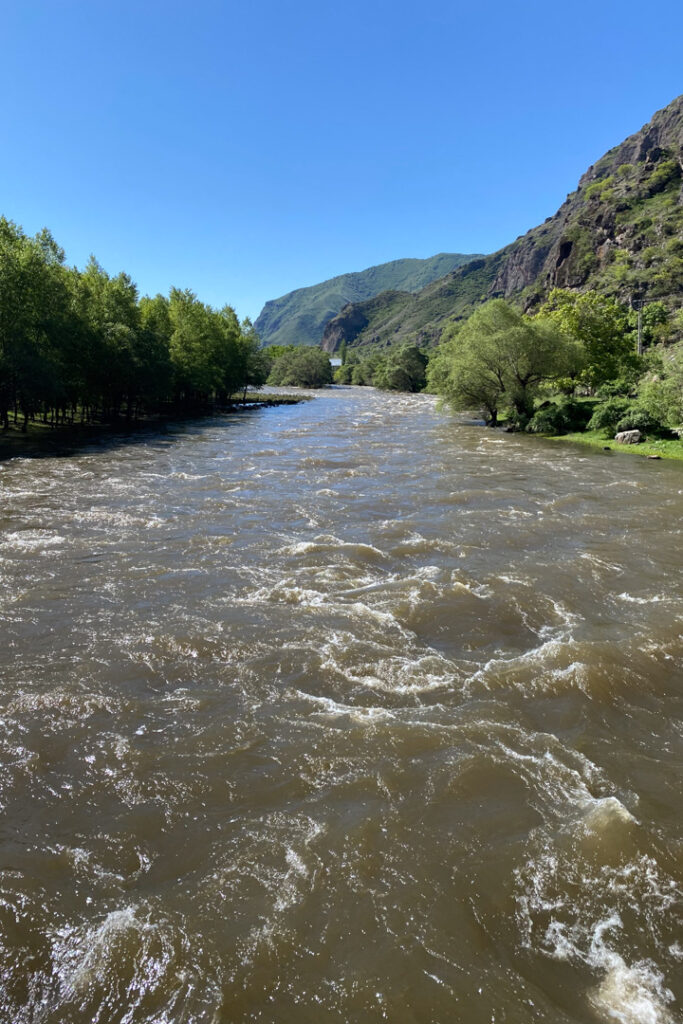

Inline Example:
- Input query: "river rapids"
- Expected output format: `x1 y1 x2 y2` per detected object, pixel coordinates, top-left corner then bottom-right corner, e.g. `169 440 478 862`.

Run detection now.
0 386 681 1023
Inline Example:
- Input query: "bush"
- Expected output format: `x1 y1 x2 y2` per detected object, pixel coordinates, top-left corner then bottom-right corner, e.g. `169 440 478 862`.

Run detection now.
526 399 593 435
638 360 683 428
267 348 333 388
586 397 632 434
526 404 571 434
614 406 660 434
562 399 594 431
333 363 354 384
595 377 638 399
645 159 681 196
506 409 531 431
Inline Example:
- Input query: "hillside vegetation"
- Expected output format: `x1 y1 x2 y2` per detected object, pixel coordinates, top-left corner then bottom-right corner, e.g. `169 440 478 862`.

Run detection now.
254 253 479 347
323 94 683 353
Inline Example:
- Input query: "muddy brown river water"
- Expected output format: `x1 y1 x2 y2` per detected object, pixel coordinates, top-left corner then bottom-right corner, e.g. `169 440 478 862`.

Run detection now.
0 386 681 1024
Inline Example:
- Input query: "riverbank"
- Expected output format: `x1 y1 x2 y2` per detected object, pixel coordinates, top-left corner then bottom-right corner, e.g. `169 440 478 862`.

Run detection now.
0 393 308 461
547 428 683 461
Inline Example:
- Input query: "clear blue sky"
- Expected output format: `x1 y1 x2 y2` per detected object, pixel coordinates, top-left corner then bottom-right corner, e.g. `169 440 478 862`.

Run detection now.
2 0 681 320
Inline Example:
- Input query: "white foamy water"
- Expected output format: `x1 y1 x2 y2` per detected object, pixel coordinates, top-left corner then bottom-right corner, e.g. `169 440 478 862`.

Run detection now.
0 386 681 1023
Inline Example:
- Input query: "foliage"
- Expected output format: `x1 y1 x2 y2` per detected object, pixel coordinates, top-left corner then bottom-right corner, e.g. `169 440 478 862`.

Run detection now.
637 348 683 427
431 300 583 425
373 345 428 392
267 347 333 388
539 289 638 387
584 175 615 201
644 159 681 196
614 407 661 435
526 398 593 435
626 301 671 346
0 216 267 431
526 405 570 434
586 397 632 434
333 346 427 391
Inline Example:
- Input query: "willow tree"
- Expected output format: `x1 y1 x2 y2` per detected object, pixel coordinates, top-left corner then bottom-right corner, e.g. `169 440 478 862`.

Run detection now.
430 300 583 425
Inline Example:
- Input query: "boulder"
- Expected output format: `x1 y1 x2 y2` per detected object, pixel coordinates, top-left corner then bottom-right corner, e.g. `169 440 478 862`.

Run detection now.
614 430 642 444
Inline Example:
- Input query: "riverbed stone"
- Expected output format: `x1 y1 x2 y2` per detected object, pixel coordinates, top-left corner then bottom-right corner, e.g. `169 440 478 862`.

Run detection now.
614 429 642 444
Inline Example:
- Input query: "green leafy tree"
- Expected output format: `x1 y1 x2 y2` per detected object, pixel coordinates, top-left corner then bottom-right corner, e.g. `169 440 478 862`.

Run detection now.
433 300 582 424
627 301 671 347
235 317 270 398
0 216 295 431
0 219 73 429
168 288 220 400
540 289 637 387
267 347 333 388
637 349 683 427
374 345 428 392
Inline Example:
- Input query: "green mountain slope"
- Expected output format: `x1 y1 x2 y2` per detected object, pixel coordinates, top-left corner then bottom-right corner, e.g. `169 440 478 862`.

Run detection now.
323 94 683 353
254 253 479 347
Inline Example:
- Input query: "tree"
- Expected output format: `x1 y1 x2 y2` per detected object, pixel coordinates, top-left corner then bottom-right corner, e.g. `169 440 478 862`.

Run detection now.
637 349 683 427
374 345 428 392
0 219 73 429
432 300 582 424
267 347 333 388
235 317 269 399
539 289 638 387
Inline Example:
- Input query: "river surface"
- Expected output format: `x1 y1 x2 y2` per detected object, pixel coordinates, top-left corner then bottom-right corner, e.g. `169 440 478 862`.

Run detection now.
0 386 681 1024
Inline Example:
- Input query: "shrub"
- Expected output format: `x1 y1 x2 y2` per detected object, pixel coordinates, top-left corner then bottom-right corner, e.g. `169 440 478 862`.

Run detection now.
586 397 632 434
526 399 592 435
334 363 354 384
526 404 571 434
614 407 659 434
595 374 640 399
267 348 333 388
645 159 680 196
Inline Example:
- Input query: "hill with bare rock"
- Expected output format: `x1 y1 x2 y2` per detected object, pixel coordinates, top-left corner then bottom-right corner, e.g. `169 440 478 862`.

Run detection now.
253 253 479 348
322 94 683 353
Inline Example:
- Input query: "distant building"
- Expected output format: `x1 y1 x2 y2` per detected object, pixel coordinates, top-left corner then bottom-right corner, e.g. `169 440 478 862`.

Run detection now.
330 358 342 368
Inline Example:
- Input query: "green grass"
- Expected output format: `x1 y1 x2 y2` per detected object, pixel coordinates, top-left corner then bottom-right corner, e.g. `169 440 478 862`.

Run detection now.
548 429 683 460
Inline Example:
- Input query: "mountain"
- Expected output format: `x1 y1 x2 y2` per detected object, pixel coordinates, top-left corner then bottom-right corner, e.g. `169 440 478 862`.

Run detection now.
322 94 683 353
253 253 480 347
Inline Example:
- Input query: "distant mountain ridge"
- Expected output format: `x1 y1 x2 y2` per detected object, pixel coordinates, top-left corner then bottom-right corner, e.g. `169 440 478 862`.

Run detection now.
322 94 683 353
254 253 480 347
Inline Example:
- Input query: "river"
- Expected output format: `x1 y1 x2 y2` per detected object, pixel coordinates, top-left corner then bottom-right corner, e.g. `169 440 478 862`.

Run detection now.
0 386 681 1024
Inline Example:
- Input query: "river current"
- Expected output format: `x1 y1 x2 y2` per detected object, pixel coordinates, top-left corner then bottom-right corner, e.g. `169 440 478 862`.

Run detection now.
0 386 681 1024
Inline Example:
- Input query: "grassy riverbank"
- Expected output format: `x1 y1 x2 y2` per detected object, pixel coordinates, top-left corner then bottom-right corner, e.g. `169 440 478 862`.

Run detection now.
548 429 683 461
0 394 307 461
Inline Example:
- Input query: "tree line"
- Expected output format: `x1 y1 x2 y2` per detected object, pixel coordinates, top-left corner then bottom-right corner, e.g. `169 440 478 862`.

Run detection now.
0 218 269 432
428 291 683 437
334 289 682 440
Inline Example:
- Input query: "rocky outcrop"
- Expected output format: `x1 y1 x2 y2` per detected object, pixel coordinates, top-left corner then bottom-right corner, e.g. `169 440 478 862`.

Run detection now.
321 303 369 353
324 94 683 353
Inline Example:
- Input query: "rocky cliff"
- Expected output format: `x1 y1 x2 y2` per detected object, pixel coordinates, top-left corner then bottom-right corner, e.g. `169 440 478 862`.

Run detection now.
322 94 683 353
